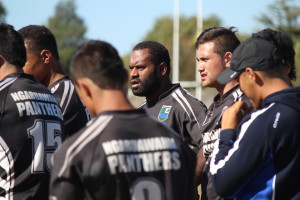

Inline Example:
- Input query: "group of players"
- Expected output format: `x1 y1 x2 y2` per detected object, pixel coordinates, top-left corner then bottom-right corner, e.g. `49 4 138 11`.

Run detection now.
0 21 299 200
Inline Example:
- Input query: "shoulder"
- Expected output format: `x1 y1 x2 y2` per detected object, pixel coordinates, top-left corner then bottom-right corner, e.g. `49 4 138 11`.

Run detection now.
10 73 48 91
54 114 112 161
170 86 207 112
170 86 206 108
49 77 72 95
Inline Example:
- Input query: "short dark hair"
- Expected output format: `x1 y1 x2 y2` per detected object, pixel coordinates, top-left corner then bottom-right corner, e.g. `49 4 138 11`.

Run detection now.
133 41 171 76
195 27 240 56
18 25 60 60
70 40 127 90
252 28 296 80
0 23 26 68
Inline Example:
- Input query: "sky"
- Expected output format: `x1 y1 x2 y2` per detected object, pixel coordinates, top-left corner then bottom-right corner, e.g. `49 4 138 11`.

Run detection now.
4 0 276 56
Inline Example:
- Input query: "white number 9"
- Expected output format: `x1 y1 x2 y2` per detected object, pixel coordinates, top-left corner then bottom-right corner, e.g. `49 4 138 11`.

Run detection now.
131 177 164 200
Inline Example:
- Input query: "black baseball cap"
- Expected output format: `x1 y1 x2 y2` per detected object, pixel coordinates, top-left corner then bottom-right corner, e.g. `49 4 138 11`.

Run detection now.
216 37 284 85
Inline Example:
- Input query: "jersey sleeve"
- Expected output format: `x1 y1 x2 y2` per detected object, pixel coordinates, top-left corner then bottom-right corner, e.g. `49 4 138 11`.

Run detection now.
50 138 84 200
175 95 207 149
209 112 269 198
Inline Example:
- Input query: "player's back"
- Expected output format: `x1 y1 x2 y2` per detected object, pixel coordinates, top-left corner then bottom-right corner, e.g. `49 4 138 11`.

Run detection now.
50 109 197 200
0 73 64 200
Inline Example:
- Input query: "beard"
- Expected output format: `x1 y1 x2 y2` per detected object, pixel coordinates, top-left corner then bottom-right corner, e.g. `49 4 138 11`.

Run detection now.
131 71 161 97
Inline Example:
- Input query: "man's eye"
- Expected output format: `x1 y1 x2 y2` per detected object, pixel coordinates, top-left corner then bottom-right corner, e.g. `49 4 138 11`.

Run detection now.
137 66 145 70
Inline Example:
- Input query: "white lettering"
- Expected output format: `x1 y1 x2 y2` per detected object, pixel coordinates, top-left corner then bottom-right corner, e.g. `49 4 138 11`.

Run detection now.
16 102 26 117
106 151 181 174
107 156 118 174
102 137 178 155
172 152 181 170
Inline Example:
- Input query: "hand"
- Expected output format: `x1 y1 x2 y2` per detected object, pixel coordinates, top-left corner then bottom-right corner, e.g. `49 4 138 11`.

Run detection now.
221 101 250 130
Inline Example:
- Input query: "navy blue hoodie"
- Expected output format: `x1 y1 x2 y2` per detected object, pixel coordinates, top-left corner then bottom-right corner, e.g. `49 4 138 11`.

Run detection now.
210 86 300 200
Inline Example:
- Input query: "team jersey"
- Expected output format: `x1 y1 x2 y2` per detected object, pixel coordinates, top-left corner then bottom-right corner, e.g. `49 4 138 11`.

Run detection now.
210 87 300 200
200 85 251 200
50 109 197 200
0 73 64 200
139 83 207 151
49 76 90 137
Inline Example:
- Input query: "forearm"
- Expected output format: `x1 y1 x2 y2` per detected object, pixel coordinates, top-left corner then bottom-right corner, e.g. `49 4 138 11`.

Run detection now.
195 147 206 187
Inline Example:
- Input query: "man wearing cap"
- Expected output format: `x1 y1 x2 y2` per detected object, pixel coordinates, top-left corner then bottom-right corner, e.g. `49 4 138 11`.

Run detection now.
210 37 300 199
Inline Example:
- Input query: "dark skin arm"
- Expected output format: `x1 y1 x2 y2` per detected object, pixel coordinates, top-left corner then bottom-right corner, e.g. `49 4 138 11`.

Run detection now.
195 146 206 187
222 101 252 130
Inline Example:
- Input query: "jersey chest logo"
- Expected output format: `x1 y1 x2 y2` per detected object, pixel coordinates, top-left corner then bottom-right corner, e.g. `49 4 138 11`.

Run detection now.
158 105 172 122
51 83 60 93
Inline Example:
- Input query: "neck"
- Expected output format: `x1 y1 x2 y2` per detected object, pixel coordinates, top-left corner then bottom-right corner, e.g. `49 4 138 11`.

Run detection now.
146 79 173 102
0 63 23 81
42 62 66 86
216 80 239 96
94 89 134 115
261 78 290 100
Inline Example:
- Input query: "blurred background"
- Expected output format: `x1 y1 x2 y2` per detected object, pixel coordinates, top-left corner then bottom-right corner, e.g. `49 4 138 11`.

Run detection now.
2 0 300 107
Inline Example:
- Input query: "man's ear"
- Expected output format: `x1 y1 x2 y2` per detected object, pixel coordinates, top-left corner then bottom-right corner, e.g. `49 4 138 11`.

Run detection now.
76 78 92 99
158 62 168 76
224 52 232 68
245 67 263 86
244 68 255 80
284 62 291 77
0 56 5 67
40 50 51 64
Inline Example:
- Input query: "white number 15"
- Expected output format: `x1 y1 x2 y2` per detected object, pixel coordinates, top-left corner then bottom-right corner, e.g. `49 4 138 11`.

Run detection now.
28 119 62 173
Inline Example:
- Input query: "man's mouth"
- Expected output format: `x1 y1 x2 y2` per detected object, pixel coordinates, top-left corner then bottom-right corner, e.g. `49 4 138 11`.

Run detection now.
131 79 140 89
201 73 207 80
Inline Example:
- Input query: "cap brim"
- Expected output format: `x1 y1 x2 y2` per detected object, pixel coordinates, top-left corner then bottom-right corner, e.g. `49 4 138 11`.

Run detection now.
216 68 241 85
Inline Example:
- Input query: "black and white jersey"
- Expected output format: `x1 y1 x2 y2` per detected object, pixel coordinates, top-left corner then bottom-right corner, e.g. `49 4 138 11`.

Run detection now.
49 76 90 137
50 109 197 200
140 84 207 151
200 85 252 200
0 73 64 200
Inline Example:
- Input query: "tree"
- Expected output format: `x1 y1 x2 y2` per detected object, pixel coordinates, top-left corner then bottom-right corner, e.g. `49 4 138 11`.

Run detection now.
0 1 6 23
256 0 300 37
143 15 222 81
47 0 86 73
257 0 300 86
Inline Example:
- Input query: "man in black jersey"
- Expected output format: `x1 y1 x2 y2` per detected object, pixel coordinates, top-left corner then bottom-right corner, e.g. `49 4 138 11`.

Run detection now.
18 25 90 137
0 23 64 199
49 40 197 200
195 27 252 200
129 41 207 152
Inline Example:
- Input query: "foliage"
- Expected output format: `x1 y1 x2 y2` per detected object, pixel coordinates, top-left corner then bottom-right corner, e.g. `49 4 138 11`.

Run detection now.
47 0 86 74
256 0 300 36
256 0 300 86
141 15 219 81
143 15 222 81
122 15 250 82
0 1 6 23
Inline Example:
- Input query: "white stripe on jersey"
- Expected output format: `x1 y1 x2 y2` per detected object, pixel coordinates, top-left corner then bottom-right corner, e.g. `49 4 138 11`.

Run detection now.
0 78 17 91
0 135 15 200
63 81 75 115
175 89 201 128
172 92 191 120
233 88 243 102
58 115 113 177
210 103 275 175
139 101 147 108
60 81 69 109
172 89 200 128
59 80 75 115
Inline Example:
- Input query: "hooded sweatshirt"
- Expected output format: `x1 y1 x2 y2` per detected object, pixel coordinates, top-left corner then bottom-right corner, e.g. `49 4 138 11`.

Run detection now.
210 86 300 200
